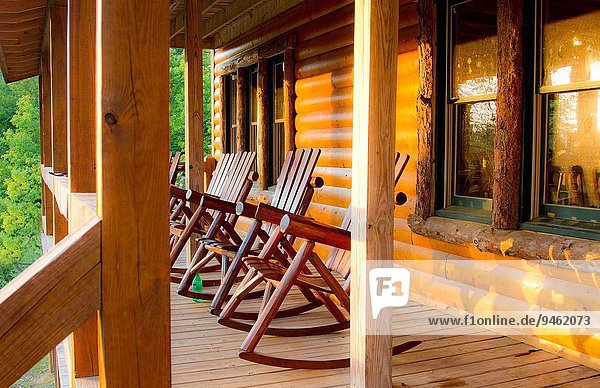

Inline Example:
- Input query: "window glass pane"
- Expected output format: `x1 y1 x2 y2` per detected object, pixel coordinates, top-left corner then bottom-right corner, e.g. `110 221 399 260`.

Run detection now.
545 90 600 209
542 1 600 87
452 0 498 98
274 62 284 121
250 70 258 123
455 101 496 199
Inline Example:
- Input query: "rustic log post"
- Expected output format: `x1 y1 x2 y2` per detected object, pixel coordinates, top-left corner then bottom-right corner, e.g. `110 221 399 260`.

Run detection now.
257 58 269 189
96 0 171 385
416 0 435 219
185 0 205 258
49 4 68 174
66 0 98 379
236 67 248 152
283 48 296 153
351 0 399 386
493 0 523 229
216 74 225 158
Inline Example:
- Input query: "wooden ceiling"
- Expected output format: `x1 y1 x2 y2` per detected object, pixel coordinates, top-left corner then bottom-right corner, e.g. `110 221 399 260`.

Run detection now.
0 0 303 83
0 0 47 83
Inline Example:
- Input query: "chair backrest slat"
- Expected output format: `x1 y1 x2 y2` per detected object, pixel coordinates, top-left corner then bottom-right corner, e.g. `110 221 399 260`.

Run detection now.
208 153 232 197
325 152 409 280
262 149 321 237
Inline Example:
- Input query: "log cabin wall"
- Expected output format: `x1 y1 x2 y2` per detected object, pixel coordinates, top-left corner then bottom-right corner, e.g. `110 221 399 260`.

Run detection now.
211 0 599 368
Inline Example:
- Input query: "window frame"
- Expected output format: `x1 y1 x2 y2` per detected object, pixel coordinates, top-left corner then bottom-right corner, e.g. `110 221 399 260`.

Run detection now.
223 72 238 154
526 0 600 236
268 54 286 186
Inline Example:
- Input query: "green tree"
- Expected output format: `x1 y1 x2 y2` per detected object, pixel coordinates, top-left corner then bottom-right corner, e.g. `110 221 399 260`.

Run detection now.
169 48 213 155
0 76 41 287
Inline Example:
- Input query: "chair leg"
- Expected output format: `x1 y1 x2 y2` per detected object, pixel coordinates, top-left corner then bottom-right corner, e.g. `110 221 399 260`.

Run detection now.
210 221 262 313
177 244 212 294
219 269 265 320
240 241 315 353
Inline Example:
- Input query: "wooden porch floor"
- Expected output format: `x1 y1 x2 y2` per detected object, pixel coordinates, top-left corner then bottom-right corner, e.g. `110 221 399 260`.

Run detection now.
170 283 599 387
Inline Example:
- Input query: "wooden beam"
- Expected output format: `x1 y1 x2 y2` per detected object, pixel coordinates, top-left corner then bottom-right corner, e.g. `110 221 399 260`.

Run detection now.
49 4 67 173
67 0 96 193
185 0 205 195
0 218 101 387
185 0 205 258
236 67 247 152
256 58 269 189
96 0 171 386
416 0 435 219
203 0 267 38
66 0 98 378
493 0 523 229
351 0 399 386
283 48 295 153
40 50 54 235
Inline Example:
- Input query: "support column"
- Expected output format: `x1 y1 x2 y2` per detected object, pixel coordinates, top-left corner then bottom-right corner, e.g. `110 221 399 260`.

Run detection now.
236 67 247 152
493 0 523 229
184 0 205 259
40 51 54 235
184 0 205 194
257 58 269 189
283 48 296 153
96 0 171 386
67 0 98 379
49 4 68 174
416 0 436 220
351 0 399 386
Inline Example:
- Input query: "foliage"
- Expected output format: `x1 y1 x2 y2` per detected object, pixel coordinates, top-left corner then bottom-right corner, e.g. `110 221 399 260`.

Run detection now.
0 76 41 287
169 48 213 155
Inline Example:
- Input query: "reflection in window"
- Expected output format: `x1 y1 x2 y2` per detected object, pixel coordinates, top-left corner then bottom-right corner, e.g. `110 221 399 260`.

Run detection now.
248 67 258 161
224 74 237 154
270 58 285 185
542 1 600 214
452 0 498 98
456 102 496 199
450 0 497 202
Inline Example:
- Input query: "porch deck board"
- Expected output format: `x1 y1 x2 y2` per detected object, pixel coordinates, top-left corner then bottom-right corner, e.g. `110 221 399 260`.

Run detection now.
169 282 598 387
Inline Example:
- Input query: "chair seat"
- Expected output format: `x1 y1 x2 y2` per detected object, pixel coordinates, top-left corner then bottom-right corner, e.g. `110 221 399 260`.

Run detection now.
205 241 261 259
242 256 335 294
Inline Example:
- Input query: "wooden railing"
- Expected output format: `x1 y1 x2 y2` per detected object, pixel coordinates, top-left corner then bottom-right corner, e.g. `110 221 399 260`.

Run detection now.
0 217 101 386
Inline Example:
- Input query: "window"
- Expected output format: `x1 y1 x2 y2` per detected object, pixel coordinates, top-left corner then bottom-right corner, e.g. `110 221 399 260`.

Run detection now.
248 66 259 160
538 0 600 223
270 55 285 185
224 74 237 154
443 0 498 216
434 0 600 237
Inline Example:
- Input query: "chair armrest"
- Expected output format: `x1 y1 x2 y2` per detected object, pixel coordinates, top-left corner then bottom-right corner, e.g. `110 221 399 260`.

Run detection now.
170 185 187 200
280 213 351 251
185 188 219 205
254 203 290 225
198 195 237 214
235 201 258 218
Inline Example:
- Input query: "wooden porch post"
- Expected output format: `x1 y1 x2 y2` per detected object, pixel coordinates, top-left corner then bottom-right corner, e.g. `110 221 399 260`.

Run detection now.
96 0 171 385
257 58 269 189
49 3 68 175
493 0 523 229
67 0 98 379
49 3 69 245
40 51 54 235
184 0 204 258
351 0 399 386
283 48 296 153
185 0 205 194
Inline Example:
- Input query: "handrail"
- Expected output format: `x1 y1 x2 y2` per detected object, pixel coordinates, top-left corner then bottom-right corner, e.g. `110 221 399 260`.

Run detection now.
0 217 101 387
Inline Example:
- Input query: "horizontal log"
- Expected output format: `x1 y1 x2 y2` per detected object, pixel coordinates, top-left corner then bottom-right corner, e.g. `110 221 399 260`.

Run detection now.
295 86 353 113
403 265 600 364
305 202 347 227
0 218 101 386
295 3 354 42
407 215 600 263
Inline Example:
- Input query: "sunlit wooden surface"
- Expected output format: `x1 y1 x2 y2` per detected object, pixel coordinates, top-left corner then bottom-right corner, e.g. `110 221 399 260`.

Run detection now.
169 281 599 387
